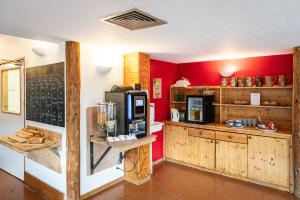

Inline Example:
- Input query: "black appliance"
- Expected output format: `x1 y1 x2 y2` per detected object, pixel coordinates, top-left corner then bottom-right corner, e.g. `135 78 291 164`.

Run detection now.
105 86 147 138
185 95 214 124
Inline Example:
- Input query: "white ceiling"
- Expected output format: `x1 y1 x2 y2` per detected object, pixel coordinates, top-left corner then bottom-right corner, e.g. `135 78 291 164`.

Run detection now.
1 0 300 63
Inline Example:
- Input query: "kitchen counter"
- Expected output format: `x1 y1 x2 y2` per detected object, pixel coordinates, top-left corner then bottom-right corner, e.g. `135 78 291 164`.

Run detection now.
0 135 60 155
90 134 157 152
164 121 292 139
164 120 293 192
0 127 62 179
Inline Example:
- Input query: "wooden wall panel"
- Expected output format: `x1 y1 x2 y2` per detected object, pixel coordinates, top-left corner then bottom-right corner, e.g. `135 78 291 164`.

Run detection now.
66 41 81 200
24 172 64 200
293 46 300 196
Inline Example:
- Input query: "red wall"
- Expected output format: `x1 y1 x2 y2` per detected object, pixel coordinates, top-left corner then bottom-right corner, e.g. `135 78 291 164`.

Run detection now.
177 54 293 86
150 59 177 162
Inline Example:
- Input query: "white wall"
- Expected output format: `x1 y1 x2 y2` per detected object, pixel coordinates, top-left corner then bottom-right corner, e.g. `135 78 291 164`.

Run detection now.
80 44 126 195
0 35 26 134
0 35 67 196
1 34 131 197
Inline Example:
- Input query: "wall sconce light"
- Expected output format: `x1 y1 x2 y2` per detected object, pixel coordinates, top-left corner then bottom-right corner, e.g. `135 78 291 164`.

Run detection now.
32 47 47 57
219 65 236 77
96 66 113 74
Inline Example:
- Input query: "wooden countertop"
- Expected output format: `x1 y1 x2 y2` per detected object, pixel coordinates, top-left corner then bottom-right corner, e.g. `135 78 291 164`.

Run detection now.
0 126 61 154
0 135 60 155
164 121 292 139
90 135 157 152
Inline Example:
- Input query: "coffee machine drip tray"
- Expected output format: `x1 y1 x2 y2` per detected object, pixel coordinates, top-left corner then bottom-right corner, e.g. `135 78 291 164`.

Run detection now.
129 120 146 138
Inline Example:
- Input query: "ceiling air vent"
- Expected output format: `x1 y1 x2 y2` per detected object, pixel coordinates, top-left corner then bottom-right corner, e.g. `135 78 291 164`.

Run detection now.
101 8 167 30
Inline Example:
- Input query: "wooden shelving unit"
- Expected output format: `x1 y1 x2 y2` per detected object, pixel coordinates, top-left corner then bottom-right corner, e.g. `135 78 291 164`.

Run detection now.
170 85 293 130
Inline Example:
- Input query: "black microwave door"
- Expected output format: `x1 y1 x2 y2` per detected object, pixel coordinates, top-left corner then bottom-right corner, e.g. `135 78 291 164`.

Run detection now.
186 96 204 123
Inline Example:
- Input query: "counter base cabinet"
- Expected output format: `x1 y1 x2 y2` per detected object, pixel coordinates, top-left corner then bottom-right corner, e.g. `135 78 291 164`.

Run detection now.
216 141 247 177
165 125 188 163
164 123 292 192
248 135 290 188
188 136 215 169
165 125 173 159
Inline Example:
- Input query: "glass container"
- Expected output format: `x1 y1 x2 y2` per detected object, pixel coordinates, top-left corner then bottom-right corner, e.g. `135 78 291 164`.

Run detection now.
105 102 117 137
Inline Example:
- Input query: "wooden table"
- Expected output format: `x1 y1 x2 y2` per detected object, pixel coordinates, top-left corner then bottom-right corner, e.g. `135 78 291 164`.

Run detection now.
89 135 156 174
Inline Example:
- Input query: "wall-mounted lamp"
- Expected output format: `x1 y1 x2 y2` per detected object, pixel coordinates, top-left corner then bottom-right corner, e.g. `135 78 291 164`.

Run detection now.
96 66 113 74
32 47 47 57
219 65 237 77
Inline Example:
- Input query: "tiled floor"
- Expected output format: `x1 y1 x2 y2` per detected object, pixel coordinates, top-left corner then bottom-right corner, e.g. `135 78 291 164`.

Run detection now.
0 170 43 200
87 161 299 200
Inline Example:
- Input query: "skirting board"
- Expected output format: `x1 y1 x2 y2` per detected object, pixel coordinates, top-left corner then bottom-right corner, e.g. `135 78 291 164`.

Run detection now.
81 159 161 200
24 172 64 200
124 175 151 185
81 177 124 200
165 158 291 192
152 158 165 166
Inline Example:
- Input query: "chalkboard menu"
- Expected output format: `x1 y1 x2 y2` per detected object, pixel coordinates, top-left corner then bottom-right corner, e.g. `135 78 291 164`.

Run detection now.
26 62 65 127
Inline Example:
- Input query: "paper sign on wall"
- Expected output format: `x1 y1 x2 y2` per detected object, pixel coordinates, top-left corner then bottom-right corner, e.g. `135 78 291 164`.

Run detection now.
153 78 162 99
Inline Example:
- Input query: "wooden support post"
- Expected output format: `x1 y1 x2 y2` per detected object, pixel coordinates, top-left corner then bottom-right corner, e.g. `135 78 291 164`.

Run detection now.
124 52 151 183
294 46 300 196
66 41 81 200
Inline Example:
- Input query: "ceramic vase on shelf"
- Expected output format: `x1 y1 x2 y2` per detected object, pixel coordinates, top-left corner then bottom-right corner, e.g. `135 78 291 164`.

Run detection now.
264 76 276 87
278 75 290 87
256 76 263 87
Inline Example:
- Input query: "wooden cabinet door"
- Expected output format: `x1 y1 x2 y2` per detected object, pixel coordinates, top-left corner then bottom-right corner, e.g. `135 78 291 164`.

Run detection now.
216 140 247 177
172 126 189 163
188 136 215 169
248 135 290 187
164 125 174 159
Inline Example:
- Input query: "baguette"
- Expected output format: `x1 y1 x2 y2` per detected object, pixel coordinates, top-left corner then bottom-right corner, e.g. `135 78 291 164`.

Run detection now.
28 137 45 144
22 128 44 137
16 131 34 139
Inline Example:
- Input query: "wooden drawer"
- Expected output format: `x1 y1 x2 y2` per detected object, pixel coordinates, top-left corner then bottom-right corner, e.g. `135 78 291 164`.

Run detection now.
189 128 215 139
216 131 247 144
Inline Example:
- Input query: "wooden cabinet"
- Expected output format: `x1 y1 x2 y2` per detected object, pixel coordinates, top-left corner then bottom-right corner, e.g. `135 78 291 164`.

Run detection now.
165 125 174 159
164 122 292 192
248 135 290 187
216 140 247 177
188 136 215 169
172 126 188 163
164 125 188 163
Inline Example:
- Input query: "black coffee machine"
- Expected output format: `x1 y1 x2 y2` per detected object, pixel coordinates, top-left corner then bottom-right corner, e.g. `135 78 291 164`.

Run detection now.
105 85 147 138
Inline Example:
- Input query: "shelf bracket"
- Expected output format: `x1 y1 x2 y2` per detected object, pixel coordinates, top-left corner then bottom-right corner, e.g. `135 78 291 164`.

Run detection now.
90 142 112 175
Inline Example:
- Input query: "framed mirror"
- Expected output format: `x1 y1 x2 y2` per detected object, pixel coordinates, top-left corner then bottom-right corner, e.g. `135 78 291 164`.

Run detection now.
1 64 21 115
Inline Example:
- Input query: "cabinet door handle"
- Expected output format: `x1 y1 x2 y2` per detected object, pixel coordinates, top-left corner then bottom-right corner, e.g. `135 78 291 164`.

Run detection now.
248 136 252 139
